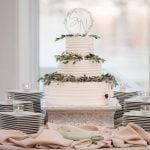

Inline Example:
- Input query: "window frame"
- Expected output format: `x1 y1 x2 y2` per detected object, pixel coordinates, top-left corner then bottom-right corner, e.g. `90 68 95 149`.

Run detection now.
17 0 39 89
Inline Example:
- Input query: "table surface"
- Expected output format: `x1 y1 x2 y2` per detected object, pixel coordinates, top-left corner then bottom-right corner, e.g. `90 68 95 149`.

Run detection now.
0 145 150 150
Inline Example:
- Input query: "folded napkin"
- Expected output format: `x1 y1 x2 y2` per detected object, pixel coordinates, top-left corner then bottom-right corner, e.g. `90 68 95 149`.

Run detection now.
0 123 150 149
57 127 104 141
0 129 28 145
9 129 72 148
112 123 150 148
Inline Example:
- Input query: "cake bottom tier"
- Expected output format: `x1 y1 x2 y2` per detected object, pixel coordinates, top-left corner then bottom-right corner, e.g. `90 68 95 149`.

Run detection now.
45 82 113 106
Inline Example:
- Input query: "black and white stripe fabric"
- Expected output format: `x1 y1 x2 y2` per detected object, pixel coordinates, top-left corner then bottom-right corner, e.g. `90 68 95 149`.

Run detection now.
0 111 44 134
124 96 150 113
114 90 138 119
123 110 150 131
0 101 33 112
7 90 44 113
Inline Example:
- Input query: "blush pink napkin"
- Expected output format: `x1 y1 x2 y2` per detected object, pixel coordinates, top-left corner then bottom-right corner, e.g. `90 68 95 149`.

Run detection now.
0 123 150 149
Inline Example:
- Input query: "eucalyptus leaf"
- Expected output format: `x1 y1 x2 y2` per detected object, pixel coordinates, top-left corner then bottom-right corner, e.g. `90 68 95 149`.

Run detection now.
38 72 117 86
55 52 83 64
55 52 105 64
84 53 105 63
55 34 100 42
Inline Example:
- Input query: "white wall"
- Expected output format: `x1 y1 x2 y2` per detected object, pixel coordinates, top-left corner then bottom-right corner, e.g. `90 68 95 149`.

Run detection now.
0 0 18 100
0 0 39 100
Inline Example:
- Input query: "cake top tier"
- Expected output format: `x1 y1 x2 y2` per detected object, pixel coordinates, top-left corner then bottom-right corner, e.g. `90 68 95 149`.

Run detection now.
66 36 93 54
55 34 100 55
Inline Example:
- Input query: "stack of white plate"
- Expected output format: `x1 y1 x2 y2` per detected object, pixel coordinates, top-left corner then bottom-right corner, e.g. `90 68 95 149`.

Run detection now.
123 110 150 131
0 111 44 134
114 90 138 119
7 90 44 113
124 96 150 113
0 101 33 112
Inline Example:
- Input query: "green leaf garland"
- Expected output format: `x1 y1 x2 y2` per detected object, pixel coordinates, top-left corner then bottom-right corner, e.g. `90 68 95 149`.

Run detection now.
38 72 117 86
55 34 100 42
85 53 105 63
55 52 82 64
55 52 105 64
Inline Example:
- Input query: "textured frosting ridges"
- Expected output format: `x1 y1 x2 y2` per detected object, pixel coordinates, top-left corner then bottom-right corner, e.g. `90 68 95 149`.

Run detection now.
45 82 113 106
45 36 114 106
66 37 94 55
58 60 101 77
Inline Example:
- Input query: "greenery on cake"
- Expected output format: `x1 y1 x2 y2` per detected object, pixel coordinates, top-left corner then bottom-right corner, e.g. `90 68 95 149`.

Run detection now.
85 53 105 63
55 34 100 42
55 52 82 64
38 72 117 86
55 52 105 64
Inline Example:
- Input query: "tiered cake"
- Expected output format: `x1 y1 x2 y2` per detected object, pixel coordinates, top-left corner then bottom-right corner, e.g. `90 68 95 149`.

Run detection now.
44 36 116 106
39 8 117 107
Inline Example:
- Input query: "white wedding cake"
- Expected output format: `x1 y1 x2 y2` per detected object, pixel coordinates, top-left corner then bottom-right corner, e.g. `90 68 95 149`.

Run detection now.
40 8 117 107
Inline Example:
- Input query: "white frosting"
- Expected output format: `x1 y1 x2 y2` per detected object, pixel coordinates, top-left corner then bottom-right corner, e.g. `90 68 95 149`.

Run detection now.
66 36 94 55
45 82 113 106
58 60 101 77
45 36 113 106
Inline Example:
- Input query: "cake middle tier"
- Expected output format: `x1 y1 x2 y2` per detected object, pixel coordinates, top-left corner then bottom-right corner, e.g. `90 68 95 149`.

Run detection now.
58 60 101 76
66 36 94 55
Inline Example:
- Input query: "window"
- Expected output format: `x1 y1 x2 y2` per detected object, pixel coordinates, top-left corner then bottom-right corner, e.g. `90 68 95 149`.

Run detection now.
40 0 149 92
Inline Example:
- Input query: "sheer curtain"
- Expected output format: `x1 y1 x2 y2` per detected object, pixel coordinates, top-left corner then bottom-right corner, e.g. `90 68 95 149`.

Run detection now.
39 0 150 92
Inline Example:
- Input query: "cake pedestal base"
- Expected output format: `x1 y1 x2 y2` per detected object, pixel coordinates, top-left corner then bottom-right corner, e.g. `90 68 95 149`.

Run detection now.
46 105 121 128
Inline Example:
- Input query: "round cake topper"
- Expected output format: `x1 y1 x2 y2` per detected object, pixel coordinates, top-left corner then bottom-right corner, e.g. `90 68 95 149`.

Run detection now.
64 8 94 35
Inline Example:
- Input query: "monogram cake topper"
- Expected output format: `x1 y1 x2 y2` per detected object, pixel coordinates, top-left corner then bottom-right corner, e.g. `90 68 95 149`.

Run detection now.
64 8 94 35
